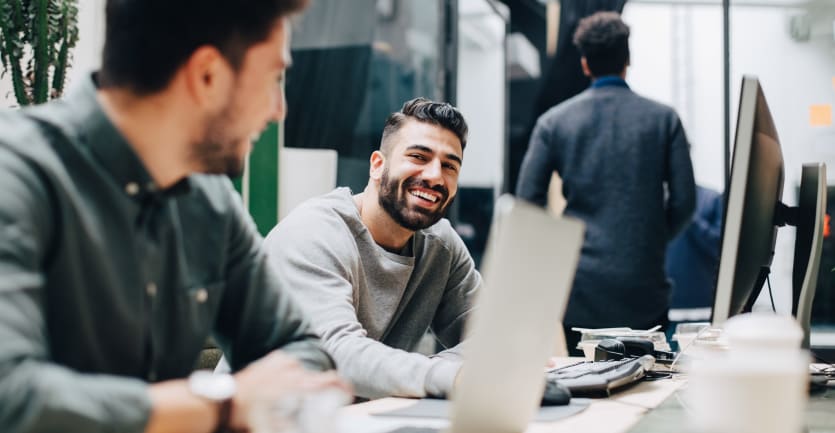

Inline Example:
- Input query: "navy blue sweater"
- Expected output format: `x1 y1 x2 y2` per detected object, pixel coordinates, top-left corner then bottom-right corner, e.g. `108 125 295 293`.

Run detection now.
516 81 696 328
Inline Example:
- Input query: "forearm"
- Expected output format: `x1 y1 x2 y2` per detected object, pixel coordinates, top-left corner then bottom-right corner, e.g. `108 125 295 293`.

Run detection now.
325 333 460 399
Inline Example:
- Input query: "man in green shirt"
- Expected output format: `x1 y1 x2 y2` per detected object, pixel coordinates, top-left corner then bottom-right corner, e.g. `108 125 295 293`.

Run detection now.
0 1 348 433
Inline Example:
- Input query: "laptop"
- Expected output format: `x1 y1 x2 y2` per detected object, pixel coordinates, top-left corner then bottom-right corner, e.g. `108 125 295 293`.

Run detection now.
374 195 586 433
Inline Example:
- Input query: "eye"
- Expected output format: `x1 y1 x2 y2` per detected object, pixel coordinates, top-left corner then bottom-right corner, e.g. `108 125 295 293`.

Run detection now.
409 153 428 161
443 162 459 172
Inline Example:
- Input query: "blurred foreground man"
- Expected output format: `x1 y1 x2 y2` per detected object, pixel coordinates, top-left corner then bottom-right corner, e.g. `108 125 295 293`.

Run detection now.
0 1 349 432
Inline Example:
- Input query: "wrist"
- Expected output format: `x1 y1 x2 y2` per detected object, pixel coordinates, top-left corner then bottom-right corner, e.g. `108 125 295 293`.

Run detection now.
188 371 236 433
424 359 462 398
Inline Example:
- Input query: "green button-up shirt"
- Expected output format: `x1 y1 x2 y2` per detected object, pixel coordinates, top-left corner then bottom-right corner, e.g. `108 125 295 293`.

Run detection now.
0 77 333 433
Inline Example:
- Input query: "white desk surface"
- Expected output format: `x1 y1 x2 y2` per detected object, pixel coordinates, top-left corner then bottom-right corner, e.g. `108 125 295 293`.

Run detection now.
337 365 686 433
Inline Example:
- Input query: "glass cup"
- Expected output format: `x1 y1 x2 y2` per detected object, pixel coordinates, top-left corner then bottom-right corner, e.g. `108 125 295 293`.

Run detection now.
672 322 712 352
249 389 351 433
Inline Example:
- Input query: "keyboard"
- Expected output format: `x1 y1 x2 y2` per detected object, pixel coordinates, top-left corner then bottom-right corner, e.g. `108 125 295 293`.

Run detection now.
546 355 655 397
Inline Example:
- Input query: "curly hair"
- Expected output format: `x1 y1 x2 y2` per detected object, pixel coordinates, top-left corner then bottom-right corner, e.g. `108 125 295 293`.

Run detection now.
573 11 630 77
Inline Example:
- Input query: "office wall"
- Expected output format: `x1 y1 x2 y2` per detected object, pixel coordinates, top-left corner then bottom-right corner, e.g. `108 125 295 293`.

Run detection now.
67 0 106 91
624 2 835 315
624 4 725 192
457 0 507 189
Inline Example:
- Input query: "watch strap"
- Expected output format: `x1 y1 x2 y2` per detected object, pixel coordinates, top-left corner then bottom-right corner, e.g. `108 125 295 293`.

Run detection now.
214 398 237 433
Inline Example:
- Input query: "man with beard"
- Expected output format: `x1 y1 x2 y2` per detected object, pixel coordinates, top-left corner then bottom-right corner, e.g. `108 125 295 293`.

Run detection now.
263 98 480 399
0 1 349 433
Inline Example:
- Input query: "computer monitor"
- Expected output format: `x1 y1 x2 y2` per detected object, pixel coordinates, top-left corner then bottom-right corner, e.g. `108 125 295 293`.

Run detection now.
712 76 784 326
711 75 827 350
792 163 826 349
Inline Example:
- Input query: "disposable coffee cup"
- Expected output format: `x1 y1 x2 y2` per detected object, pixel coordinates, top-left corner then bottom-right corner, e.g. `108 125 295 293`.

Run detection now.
686 313 808 433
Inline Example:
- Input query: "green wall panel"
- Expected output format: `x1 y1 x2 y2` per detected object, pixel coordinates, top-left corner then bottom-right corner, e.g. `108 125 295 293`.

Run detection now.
232 122 279 237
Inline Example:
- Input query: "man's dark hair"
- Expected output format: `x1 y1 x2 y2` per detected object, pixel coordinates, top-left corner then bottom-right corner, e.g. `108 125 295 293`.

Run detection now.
572 11 630 77
380 97 468 154
99 0 308 94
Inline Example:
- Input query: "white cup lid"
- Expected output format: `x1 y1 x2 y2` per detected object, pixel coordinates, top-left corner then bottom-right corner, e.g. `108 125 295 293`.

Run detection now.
723 312 802 351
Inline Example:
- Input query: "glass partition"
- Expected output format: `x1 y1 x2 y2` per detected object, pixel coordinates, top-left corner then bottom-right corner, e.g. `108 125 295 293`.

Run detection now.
725 0 835 338
454 0 509 266
628 0 835 338
285 0 449 193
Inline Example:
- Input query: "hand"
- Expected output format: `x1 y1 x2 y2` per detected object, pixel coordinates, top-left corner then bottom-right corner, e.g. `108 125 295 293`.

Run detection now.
229 350 352 431
545 357 559 369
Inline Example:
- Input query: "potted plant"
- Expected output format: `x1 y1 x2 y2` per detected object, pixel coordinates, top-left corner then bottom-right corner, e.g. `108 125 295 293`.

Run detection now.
0 0 79 106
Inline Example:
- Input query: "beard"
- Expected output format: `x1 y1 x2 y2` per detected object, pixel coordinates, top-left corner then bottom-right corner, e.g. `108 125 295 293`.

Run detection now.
193 99 248 178
378 167 453 231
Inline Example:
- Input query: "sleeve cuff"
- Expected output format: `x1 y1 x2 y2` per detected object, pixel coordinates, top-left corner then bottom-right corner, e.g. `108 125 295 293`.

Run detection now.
423 358 462 398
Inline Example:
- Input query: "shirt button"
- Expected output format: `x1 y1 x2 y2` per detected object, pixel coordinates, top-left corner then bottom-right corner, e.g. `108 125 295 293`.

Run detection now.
146 282 157 297
195 288 208 303
125 182 140 196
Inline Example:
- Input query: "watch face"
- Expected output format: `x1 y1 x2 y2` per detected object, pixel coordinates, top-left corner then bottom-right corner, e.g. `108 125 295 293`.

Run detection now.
189 371 236 401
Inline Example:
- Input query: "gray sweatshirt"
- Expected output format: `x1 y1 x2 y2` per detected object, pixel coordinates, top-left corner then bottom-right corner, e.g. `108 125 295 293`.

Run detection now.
263 188 481 399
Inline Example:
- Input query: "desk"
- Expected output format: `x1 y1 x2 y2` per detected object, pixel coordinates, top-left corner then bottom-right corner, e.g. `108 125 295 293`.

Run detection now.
339 376 835 433
338 377 685 433
626 386 835 433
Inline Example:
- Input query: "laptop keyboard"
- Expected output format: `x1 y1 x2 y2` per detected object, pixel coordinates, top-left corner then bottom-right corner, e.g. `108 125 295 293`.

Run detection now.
546 355 655 397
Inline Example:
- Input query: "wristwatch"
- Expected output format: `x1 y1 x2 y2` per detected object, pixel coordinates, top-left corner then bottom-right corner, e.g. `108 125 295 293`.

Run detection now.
188 371 237 433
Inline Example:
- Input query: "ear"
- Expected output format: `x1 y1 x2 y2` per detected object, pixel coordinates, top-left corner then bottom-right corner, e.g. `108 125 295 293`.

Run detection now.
369 150 386 181
182 46 234 112
580 57 592 78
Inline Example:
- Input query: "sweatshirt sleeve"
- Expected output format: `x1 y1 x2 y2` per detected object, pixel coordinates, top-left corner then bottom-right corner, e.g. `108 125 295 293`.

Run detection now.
262 208 461 399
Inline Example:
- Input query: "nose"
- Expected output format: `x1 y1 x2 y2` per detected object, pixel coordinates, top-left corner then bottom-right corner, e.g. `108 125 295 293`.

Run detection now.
422 158 444 186
271 86 287 122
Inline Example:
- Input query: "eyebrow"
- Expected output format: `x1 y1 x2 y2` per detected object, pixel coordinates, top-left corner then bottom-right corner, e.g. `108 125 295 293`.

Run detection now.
406 144 463 166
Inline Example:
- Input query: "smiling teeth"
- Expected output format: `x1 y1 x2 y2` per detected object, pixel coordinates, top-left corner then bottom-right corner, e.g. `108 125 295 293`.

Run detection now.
411 190 438 203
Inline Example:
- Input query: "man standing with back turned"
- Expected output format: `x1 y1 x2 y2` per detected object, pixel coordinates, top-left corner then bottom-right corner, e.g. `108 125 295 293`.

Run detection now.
516 12 696 353
0 1 348 432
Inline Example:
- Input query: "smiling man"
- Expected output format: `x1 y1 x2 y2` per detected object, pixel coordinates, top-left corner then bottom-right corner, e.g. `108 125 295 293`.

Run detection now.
263 98 480 399
0 1 350 433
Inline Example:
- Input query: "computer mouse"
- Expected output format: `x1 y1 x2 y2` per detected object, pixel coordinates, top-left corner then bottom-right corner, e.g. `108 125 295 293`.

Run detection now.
594 338 627 361
541 379 572 406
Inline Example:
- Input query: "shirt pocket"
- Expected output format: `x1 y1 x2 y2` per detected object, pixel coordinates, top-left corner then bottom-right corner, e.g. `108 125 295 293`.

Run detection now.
181 280 225 334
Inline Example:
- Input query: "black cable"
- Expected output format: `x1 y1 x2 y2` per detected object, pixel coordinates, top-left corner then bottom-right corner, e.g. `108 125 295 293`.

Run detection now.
643 370 673 381
766 275 776 312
